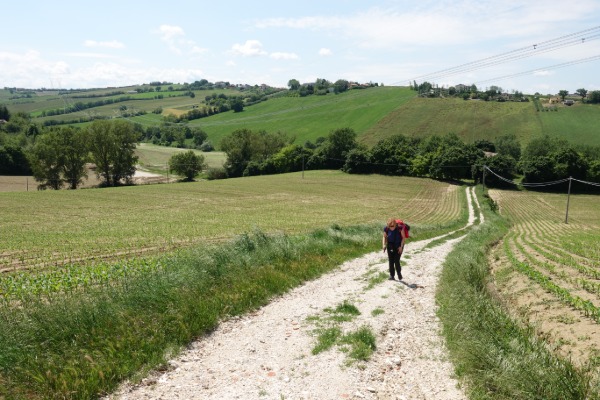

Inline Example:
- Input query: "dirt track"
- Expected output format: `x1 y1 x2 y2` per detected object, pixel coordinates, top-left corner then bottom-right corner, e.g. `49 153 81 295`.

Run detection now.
107 187 477 400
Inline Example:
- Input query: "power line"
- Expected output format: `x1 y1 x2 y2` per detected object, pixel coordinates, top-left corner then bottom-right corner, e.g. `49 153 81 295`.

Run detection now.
474 54 600 86
394 25 600 86
484 166 599 188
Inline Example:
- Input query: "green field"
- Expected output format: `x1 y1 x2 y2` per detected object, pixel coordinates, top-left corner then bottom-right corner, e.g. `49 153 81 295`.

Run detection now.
178 86 415 145
490 188 600 365
0 171 463 271
135 143 226 173
4 86 600 148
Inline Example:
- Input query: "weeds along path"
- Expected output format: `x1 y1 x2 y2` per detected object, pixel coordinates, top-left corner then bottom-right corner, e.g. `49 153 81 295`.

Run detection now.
108 187 478 400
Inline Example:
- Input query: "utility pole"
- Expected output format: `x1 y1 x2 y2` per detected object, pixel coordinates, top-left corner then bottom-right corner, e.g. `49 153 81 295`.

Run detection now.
565 177 572 224
482 165 486 194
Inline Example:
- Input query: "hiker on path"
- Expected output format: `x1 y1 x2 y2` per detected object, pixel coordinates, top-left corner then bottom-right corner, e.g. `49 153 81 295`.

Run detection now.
383 218 406 280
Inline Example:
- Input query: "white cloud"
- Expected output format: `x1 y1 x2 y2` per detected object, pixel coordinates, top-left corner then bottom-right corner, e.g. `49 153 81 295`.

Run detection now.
158 25 185 41
231 40 267 57
254 16 335 30
318 48 332 56
190 46 208 55
155 24 208 56
533 70 553 76
254 2 600 50
0 49 208 88
84 40 125 49
62 52 117 59
270 52 299 60
0 50 72 87
226 60 236 67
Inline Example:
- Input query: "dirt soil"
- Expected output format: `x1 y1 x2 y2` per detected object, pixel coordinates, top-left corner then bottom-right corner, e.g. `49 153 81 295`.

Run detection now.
106 188 476 400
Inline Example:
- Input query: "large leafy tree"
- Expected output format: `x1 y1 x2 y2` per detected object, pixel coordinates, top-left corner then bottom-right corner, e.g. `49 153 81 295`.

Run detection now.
57 126 89 189
429 144 483 180
287 79 300 91
342 147 372 174
558 90 569 101
28 131 64 190
220 129 289 177
271 144 312 174
333 79 349 94
589 91 600 104
87 120 138 186
495 133 521 162
553 147 587 179
576 88 587 101
309 127 358 170
0 104 10 121
169 150 206 181
370 134 420 175
0 145 30 175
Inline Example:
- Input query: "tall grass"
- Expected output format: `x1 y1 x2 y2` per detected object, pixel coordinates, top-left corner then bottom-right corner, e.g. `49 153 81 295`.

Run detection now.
436 188 596 399
0 224 380 399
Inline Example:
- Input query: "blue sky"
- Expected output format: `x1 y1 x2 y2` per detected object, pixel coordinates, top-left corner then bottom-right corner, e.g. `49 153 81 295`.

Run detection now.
1 0 599 94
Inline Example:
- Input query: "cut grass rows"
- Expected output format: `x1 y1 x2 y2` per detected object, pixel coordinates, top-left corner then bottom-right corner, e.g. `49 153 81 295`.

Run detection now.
1 172 462 271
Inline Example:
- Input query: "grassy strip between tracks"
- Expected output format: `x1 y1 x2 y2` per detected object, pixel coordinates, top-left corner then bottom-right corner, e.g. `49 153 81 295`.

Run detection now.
0 220 463 400
436 188 598 400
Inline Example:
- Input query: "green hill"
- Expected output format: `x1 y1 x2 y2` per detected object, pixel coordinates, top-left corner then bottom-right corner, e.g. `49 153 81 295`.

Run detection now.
173 86 414 145
3 86 600 148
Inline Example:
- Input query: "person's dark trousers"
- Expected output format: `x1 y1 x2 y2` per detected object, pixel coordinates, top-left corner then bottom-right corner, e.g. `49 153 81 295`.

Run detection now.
387 245 402 279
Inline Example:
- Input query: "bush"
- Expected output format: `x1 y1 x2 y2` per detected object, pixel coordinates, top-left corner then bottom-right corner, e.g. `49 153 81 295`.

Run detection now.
168 150 206 181
205 167 227 180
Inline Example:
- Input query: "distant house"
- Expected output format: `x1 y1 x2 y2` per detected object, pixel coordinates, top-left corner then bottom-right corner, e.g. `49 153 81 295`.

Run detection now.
0 119 7 124
548 97 561 104
455 84 469 92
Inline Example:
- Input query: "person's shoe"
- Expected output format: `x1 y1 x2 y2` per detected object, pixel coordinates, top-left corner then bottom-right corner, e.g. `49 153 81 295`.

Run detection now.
388 276 395 280
398 274 403 280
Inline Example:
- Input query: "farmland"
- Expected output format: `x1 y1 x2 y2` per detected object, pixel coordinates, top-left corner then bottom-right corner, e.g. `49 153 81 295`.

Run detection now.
4 86 600 149
0 172 468 399
489 187 600 365
0 171 464 272
133 143 227 174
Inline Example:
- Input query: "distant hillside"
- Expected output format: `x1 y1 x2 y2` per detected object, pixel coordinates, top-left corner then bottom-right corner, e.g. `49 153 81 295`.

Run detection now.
362 97 600 147
175 86 414 145
3 85 600 148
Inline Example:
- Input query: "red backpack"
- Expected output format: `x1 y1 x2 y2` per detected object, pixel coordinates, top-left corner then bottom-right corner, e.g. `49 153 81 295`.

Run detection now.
396 220 410 238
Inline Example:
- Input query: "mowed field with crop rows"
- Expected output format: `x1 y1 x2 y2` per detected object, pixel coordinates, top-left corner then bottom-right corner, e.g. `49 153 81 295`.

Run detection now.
489 188 600 365
0 171 464 273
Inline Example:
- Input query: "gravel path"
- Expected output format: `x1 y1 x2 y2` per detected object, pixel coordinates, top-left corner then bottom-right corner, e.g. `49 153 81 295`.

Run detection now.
108 187 477 400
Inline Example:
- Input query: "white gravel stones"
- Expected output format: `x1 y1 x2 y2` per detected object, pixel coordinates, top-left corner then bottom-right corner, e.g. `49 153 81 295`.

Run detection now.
106 188 476 400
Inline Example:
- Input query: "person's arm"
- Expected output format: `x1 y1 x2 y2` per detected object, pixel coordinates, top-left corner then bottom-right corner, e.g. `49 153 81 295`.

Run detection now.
382 231 387 252
399 228 406 254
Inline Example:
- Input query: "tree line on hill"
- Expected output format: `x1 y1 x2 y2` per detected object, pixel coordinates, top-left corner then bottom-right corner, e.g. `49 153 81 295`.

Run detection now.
215 127 600 188
286 78 380 97
411 81 600 104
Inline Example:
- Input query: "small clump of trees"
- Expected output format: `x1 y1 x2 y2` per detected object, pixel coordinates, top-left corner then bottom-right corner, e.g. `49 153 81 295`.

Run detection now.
27 120 140 189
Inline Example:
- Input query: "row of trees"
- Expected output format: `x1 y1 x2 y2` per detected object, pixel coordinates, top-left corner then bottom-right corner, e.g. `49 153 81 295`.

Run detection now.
287 78 379 97
217 127 600 188
141 124 211 150
28 120 139 189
